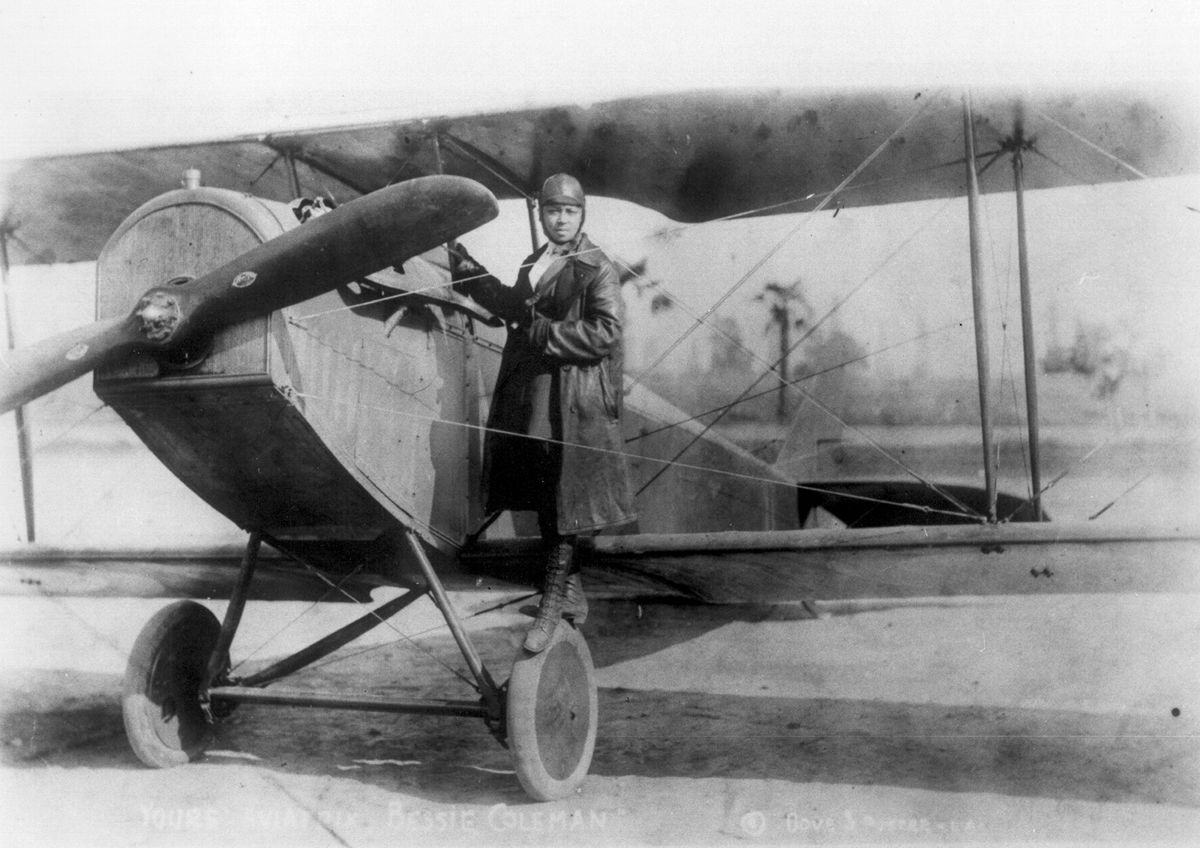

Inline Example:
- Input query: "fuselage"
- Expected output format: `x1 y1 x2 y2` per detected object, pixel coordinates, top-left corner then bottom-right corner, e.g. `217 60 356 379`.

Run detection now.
93 187 797 584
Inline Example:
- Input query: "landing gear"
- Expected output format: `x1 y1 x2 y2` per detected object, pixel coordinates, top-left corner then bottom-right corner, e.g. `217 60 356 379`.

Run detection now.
122 600 220 767
507 623 598 800
118 529 600 800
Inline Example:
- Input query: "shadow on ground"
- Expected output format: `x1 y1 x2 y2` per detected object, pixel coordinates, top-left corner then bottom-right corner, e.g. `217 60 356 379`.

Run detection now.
2 599 1195 810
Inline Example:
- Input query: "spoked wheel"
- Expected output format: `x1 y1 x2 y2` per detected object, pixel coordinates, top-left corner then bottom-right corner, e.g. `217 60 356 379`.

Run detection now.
506 623 598 801
122 600 221 768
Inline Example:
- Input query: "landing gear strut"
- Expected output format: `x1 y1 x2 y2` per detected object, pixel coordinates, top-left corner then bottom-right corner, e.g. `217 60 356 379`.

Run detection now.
120 529 599 800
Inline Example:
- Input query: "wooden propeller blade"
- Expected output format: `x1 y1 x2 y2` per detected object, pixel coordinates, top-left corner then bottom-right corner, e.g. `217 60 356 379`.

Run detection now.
0 175 497 416
0 315 142 413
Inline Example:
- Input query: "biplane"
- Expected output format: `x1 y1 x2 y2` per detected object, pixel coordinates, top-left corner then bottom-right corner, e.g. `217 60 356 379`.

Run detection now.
1 86 1198 800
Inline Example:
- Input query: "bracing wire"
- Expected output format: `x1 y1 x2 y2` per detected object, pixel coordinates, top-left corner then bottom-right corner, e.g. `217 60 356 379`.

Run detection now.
615 193 959 468
302 591 538 678
283 553 479 691
287 243 599 325
628 91 946 392
981 165 1026 488
10 400 110 455
227 560 372 674
999 437 1117 522
1033 108 1152 180
1089 472 1154 520
438 133 535 201
287 272 983 520
649 148 979 234
14 87 1180 558
283 135 983 515
612 285 981 512
986 103 1168 521
291 390 982 523
631 317 976 514
7 401 117 544
627 321 963 444
615 191 958 403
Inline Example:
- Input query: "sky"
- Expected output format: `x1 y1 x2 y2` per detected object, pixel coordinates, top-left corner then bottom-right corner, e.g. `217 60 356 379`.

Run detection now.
1 0 1198 158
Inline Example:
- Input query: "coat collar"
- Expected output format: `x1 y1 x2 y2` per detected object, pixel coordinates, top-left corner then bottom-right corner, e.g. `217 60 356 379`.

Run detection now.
526 233 603 268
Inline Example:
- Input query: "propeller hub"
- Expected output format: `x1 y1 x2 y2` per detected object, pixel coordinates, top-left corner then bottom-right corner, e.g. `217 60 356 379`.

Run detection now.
136 290 182 343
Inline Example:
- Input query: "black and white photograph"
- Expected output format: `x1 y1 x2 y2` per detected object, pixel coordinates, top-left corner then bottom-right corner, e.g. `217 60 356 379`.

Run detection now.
1 1 1198 844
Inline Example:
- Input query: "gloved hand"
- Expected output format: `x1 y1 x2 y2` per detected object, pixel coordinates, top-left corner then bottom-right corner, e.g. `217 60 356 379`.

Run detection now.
527 316 552 348
448 243 487 288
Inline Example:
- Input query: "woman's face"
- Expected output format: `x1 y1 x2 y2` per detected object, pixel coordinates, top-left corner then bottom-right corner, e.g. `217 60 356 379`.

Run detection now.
540 202 583 245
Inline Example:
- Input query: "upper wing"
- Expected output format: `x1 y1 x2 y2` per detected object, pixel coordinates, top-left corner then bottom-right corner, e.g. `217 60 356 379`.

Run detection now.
1 139 354 265
4 86 1197 266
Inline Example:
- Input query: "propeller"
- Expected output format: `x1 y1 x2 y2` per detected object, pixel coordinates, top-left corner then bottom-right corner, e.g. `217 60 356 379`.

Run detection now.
0 175 497 415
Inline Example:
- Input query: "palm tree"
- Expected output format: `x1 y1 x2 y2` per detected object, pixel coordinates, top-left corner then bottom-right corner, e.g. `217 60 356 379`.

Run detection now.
754 280 805 422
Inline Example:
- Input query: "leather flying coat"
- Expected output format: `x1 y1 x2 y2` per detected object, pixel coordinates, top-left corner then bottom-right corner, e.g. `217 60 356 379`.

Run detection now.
459 234 637 534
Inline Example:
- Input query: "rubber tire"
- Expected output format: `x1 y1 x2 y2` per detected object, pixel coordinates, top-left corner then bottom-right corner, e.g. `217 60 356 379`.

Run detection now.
507 623 598 801
122 600 221 768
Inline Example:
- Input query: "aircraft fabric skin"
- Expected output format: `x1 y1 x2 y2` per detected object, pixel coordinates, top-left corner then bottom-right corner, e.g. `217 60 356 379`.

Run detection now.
452 234 637 535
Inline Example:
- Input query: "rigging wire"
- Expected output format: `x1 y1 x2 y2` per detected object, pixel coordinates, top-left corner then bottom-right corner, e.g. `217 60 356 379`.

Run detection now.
226 560 373 674
628 91 945 392
627 321 963 443
612 262 981 512
284 553 479 691
999 437 1113 522
981 157 1035 501
619 191 958 393
987 105 1168 520
284 208 973 512
632 316 975 512
1028 145 1090 187
56 439 148 543
1089 472 1154 520
291 390 982 523
616 193 957 433
1002 430 1199 524
287 277 984 521
982 166 1025 489
1033 108 1152 180
438 133 536 201
649 146 993 233
12 88 1182 547
301 591 538 678
288 248 588 324
8 400 110 456
284 167 981 516
3 401 110 542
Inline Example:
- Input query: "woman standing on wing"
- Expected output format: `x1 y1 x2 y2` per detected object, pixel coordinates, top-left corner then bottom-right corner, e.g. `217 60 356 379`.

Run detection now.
451 174 636 653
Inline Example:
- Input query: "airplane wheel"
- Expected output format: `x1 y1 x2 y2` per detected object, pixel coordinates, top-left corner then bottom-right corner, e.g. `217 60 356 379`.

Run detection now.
506 623 598 801
122 600 221 768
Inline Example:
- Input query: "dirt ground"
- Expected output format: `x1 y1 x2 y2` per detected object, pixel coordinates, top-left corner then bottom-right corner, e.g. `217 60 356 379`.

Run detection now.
1 590 1198 847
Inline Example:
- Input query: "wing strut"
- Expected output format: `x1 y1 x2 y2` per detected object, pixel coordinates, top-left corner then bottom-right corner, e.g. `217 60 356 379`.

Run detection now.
437 131 542 252
0 226 35 540
962 92 999 523
1010 110 1045 520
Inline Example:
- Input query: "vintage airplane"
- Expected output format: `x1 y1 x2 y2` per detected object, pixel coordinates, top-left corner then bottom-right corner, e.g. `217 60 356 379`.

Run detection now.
1 86 1198 800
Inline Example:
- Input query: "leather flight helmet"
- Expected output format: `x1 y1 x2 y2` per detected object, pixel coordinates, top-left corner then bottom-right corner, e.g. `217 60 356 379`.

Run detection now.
539 173 586 208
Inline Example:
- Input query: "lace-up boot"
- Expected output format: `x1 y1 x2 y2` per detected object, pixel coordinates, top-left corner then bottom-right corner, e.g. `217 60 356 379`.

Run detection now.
523 541 573 653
